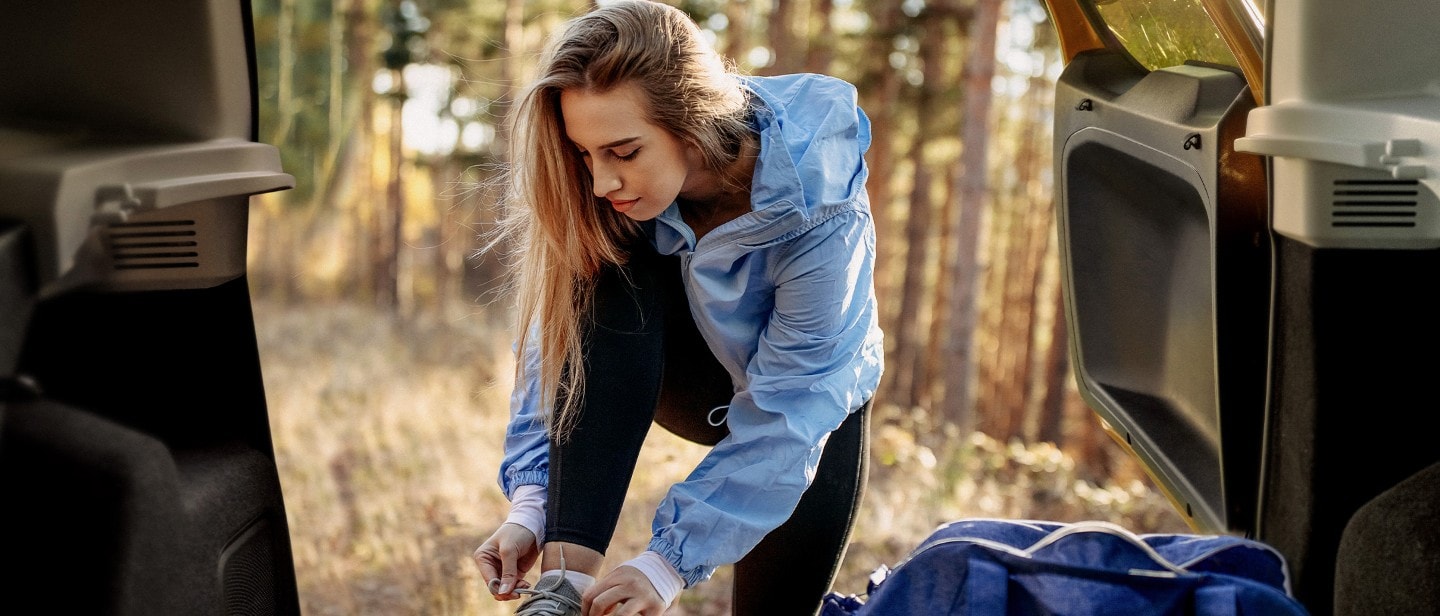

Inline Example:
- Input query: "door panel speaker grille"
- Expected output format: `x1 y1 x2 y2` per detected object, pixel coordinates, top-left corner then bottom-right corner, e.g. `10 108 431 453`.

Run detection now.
105 220 201 269
1331 179 1419 228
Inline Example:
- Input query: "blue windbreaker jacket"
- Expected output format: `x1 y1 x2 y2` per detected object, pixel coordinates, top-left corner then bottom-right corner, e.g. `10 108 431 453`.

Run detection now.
498 73 885 587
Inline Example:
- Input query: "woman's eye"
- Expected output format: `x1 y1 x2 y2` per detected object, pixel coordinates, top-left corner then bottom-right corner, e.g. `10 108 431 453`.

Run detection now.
614 149 639 161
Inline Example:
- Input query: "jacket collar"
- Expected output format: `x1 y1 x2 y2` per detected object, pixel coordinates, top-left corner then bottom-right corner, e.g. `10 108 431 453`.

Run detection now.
651 78 806 255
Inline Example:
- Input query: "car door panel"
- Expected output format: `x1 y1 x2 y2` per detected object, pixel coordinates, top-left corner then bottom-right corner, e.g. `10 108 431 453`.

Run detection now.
0 0 300 613
1054 47 1269 535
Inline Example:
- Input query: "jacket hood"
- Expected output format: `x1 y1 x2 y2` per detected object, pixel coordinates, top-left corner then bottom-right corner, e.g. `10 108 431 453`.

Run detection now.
743 73 872 216
652 73 872 254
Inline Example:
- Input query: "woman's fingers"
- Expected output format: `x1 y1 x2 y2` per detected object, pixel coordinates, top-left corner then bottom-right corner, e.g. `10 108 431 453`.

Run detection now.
473 524 538 601
472 543 502 591
473 542 521 600
583 566 665 615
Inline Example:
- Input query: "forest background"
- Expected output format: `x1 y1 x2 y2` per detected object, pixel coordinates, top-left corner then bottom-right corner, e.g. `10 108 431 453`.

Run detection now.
244 0 1192 613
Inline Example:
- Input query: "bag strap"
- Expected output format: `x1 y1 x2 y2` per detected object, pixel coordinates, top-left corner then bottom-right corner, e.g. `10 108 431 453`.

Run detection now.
1027 521 1189 573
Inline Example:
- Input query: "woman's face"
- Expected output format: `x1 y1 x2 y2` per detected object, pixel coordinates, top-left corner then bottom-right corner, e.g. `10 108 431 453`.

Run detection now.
560 82 708 222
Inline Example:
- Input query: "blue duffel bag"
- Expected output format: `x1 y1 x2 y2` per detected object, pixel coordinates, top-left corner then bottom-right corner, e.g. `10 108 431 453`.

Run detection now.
822 518 1310 615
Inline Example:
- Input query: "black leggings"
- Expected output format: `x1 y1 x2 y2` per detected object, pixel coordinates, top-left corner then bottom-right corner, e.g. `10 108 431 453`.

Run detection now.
545 245 870 616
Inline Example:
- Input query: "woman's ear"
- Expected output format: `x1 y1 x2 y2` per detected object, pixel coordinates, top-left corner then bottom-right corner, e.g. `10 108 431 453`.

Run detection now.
684 140 707 170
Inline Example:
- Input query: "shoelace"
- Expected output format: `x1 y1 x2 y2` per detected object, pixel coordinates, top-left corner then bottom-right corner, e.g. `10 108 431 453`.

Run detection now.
509 545 581 616
512 584 582 616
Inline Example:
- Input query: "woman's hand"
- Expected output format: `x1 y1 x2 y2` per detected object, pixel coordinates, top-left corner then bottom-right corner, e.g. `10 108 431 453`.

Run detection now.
473 523 539 601
583 565 666 615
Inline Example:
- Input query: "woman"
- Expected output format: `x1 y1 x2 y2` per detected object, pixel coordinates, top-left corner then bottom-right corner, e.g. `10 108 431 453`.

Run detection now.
472 2 883 614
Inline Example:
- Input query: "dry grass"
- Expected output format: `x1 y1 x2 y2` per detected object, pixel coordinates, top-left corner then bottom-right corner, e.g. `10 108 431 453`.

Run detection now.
254 299 1188 615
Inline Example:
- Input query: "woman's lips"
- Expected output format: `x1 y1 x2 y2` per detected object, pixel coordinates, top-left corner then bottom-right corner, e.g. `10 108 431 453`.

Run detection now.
610 198 638 213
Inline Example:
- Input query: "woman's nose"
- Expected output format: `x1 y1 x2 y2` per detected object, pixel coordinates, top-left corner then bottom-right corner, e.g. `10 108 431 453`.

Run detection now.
591 162 620 197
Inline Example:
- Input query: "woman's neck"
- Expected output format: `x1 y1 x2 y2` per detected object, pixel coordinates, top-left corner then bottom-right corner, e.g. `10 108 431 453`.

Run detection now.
680 135 759 241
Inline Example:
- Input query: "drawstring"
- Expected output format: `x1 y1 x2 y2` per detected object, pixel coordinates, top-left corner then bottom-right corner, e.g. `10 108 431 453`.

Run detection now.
707 405 729 427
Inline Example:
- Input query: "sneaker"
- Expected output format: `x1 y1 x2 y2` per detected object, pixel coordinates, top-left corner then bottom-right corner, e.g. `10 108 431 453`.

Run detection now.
513 573 583 616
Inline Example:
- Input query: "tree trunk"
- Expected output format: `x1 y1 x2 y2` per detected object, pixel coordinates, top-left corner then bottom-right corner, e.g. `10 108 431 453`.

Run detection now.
327 0 346 177
504 0 523 98
925 171 958 411
997 81 1049 441
269 0 296 147
382 91 404 314
884 7 948 412
924 2 974 416
940 0 1001 434
976 184 1014 438
1069 379 1113 482
1034 244 1068 445
470 0 527 304
804 0 835 73
1014 75 1057 442
764 0 800 75
723 0 750 67
858 0 904 364
890 160 932 411
347 0 377 301
268 0 298 301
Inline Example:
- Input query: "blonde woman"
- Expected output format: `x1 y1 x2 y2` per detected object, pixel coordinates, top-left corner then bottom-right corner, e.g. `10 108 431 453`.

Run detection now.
472 2 883 614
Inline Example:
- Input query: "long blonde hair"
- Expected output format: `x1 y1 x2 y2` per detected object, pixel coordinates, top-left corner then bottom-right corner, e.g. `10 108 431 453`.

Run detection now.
498 0 751 441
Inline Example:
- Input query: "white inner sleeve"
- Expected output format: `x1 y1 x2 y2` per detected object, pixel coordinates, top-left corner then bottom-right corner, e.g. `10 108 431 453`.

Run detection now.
504 483 546 549
621 550 686 608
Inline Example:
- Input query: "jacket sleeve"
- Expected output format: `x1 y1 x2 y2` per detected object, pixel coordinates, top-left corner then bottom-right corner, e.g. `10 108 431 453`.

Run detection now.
646 208 883 587
497 331 551 499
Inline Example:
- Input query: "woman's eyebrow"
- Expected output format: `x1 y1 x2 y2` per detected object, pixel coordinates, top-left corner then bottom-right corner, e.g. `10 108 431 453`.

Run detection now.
597 136 640 150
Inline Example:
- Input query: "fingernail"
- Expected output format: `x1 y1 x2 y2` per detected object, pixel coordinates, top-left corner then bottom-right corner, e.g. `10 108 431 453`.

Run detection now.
499 583 511 594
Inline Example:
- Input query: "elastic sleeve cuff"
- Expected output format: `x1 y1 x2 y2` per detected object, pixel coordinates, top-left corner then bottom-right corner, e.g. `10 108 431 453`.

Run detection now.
501 470 549 498
504 484 546 548
621 551 685 608
646 536 714 587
